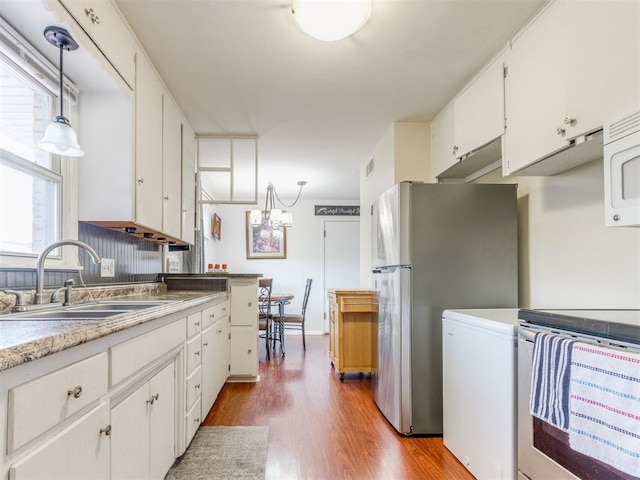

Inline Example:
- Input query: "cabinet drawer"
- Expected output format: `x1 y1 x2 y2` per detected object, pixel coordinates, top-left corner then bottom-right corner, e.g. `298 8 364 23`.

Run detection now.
8 353 108 452
110 318 186 386
202 300 229 329
340 297 379 313
186 334 202 373
186 312 202 338
186 365 202 412
185 397 202 447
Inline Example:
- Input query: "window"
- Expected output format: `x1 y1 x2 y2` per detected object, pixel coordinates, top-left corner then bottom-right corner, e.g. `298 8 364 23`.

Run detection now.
0 60 59 255
0 19 78 268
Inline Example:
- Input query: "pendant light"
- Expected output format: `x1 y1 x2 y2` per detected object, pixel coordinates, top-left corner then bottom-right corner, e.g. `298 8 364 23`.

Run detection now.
292 0 371 42
38 26 84 157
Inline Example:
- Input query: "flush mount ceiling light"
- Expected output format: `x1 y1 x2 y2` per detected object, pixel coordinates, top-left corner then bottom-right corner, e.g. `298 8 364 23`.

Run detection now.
292 0 371 42
38 26 84 157
250 181 307 237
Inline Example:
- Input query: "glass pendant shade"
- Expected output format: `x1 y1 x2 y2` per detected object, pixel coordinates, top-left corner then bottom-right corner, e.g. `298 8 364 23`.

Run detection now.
293 0 371 41
280 211 293 227
249 210 263 227
38 115 84 157
269 208 283 226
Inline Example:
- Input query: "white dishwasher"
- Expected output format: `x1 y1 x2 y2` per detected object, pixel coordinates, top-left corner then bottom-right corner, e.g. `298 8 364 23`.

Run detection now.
442 308 519 480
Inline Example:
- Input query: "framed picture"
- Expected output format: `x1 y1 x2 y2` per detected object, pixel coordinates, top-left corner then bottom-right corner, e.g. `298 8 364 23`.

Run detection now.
245 211 287 259
212 213 221 240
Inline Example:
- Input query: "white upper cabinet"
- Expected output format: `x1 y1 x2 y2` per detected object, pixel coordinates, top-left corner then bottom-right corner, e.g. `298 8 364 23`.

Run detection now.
504 0 640 176
431 49 506 180
135 53 164 232
430 101 456 178
162 96 183 239
58 0 136 89
503 0 566 176
181 122 196 245
454 49 506 161
564 0 640 135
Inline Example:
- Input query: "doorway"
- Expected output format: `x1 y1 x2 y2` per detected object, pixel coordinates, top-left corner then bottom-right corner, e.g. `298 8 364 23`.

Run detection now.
322 219 360 333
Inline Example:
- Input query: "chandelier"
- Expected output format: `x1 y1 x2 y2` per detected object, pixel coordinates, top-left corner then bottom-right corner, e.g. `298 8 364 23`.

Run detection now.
250 181 307 237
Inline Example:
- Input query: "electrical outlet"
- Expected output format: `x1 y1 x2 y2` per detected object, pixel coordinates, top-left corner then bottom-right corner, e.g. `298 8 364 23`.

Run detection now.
101 258 115 277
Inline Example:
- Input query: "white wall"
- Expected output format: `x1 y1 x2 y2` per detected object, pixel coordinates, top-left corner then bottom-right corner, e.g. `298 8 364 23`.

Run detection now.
202 198 360 334
477 159 640 309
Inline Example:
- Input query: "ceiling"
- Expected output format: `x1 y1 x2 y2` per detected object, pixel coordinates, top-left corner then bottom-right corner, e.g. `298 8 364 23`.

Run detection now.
2 0 546 201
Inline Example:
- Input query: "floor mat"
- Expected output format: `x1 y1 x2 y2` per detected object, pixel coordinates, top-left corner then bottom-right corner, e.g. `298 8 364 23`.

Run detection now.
165 426 268 479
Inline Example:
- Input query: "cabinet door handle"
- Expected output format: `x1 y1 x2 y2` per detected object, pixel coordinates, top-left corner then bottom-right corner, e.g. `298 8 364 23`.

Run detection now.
100 425 111 436
556 127 566 136
195 384 200 390
195 321 200 326
67 386 83 398
564 116 576 126
147 393 160 405
195 351 200 356
195 417 200 424
247 302 253 307
164 195 169 200
84 8 100 24
203 342 209 347
137 178 144 185
452 145 459 155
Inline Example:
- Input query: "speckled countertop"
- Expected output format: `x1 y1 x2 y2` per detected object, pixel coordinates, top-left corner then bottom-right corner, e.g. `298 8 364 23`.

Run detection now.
0 283 227 372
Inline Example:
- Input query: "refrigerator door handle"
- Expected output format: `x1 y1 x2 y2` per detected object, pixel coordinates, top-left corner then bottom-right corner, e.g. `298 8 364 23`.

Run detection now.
372 265 412 274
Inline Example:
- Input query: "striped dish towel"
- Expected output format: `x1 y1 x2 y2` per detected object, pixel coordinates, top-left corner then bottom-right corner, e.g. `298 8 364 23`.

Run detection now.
529 332 574 432
569 342 640 477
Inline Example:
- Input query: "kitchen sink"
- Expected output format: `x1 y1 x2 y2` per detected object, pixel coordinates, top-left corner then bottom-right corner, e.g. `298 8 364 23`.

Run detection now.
1 301 172 321
68 301 171 311
4 310 126 320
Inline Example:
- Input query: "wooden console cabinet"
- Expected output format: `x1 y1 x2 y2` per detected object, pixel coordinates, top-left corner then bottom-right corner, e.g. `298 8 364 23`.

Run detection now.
327 289 378 381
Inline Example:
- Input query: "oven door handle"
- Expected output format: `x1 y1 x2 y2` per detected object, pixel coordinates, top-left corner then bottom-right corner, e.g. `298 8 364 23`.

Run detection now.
519 327 536 342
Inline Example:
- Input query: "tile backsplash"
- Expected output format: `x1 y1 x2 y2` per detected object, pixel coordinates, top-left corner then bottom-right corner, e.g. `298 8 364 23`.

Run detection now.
0 223 163 290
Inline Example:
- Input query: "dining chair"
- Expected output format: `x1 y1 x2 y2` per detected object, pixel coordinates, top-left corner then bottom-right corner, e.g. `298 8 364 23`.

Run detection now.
281 278 312 351
257 278 273 358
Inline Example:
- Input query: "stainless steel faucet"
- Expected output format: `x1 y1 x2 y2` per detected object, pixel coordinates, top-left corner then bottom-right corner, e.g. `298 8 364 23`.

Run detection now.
35 240 101 304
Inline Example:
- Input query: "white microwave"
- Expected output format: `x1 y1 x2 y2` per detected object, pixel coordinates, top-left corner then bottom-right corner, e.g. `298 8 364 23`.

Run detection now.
603 110 640 227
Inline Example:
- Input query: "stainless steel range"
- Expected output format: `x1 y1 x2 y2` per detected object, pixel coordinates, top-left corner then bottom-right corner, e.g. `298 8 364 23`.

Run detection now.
517 309 640 480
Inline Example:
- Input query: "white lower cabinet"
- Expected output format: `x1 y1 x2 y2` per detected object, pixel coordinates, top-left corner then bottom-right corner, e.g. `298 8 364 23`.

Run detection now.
111 361 175 480
0 298 231 480
229 280 258 379
201 314 229 419
229 327 257 378
9 402 110 480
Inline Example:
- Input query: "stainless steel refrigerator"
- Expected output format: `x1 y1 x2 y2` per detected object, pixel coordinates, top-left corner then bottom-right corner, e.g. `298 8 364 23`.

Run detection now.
371 182 518 435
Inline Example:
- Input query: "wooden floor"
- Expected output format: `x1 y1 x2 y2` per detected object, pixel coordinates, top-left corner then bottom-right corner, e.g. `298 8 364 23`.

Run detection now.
204 334 474 480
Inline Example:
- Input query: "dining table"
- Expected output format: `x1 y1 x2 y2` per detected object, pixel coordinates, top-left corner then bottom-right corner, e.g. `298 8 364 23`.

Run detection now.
260 292 294 355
